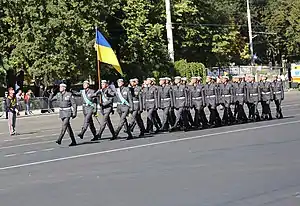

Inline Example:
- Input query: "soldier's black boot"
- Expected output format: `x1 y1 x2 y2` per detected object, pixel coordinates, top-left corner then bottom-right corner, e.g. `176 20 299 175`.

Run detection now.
56 140 62 145
77 128 86 139
69 141 77 147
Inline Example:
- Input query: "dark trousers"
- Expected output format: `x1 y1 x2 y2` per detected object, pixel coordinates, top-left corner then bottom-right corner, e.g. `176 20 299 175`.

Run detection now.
58 117 76 143
208 106 221 126
222 104 235 125
235 102 248 122
169 108 176 127
170 107 188 130
161 107 171 130
129 110 145 134
199 108 208 126
146 108 160 132
153 110 162 128
248 102 260 121
261 101 272 120
115 106 132 137
97 108 115 138
80 110 97 137
274 99 283 118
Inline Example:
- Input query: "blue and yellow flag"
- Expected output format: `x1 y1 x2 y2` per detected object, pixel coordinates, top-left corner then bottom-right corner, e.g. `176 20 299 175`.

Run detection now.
95 30 123 75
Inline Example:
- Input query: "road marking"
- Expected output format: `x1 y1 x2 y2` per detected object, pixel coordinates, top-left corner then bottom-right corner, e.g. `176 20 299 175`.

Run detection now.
24 151 37 154
4 139 14 142
41 148 55 152
0 119 299 171
20 137 33 140
4 154 17 157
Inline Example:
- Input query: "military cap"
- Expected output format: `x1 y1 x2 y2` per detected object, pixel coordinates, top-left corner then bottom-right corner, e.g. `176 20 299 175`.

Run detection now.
159 77 166 81
174 76 181 79
83 80 89 85
117 79 124 83
146 78 153 81
191 77 197 79
129 79 135 82
223 76 229 79
101 80 108 84
197 76 202 80
181 77 187 81
60 83 67 88
151 77 156 81
165 77 171 81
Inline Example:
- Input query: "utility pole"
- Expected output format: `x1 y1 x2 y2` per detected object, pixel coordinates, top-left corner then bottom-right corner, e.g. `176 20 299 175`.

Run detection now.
247 0 254 66
165 0 174 62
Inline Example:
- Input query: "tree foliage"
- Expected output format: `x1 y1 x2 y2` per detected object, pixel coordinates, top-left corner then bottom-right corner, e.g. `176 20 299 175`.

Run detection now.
0 0 300 85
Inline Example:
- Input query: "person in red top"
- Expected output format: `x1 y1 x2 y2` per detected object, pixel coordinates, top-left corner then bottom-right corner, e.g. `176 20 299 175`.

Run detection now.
24 90 34 115
6 87 18 135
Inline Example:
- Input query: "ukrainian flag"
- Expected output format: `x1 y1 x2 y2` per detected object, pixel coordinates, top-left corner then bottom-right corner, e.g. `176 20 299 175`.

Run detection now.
95 30 123 75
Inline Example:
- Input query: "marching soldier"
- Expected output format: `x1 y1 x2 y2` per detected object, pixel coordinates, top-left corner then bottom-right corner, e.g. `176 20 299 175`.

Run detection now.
114 79 134 140
233 76 248 123
260 75 273 120
128 78 146 137
169 76 189 131
157 77 173 131
272 75 284 119
166 77 176 126
49 83 77 146
72 81 98 140
6 88 18 136
151 78 163 130
143 78 160 134
246 75 261 121
204 76 221 127
220 76 235 125
94 80 116 141
189 77 206 129
197 77 209 128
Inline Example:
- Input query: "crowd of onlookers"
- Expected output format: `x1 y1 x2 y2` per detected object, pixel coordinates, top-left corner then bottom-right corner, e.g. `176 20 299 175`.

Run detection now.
1 89 35 119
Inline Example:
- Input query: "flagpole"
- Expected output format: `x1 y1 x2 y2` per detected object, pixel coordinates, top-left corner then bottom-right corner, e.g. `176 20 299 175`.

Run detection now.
95 26 101 90
97 60 101 90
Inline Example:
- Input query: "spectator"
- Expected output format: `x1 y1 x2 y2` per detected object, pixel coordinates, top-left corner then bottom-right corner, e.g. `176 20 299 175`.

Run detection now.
1 92 9 119
15 89 23 116
24 90 35 115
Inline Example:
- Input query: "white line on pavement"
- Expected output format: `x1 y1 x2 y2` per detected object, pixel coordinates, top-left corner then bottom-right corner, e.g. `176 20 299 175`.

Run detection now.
4 154 17 157
41 148 55 152
0 119 299 171
23 151 37 154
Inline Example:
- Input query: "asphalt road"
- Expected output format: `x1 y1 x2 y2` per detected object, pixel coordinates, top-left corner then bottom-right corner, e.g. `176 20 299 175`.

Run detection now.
0 92 300 206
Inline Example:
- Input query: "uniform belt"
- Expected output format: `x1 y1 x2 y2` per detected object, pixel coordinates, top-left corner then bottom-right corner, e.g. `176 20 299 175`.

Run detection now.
192 97 202 100
59 107 72 111
262 92 271 94
223 95 231 97
133 101 139 103
208 95 216 98
250 94 258 96
146 99 155 102
274 91 282 94
176 97 185 100
162 98 170 101
236 94 244 96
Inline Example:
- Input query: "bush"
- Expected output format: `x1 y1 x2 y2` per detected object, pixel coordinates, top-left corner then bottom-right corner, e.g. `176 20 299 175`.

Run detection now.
174 59 206 80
